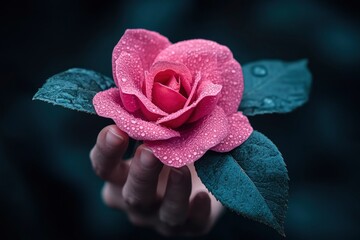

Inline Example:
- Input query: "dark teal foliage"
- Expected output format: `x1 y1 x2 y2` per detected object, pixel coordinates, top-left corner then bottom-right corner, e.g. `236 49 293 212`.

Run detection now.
239 59 312 116
33 68 115 114
195 131 289 236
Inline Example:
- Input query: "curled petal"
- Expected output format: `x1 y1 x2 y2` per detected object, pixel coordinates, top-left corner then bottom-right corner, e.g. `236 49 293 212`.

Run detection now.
146 106 229 167
155 72 201 129
187 81 222 123
155 40 221 77
115 52 167 119
112 29 171 86
211 112 253 152
184 71 201 107
152 82 187 113
93 88 180 141
146 61 193 99
156 80 222 128
155 39 244 115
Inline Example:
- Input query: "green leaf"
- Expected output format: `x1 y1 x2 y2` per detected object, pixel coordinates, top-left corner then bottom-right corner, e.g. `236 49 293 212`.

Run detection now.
33 68 115 114
239 59 312 116
195 131 289 236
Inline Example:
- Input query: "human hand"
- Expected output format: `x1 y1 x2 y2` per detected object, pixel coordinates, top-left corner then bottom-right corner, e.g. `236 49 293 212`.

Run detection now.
90 125 224 237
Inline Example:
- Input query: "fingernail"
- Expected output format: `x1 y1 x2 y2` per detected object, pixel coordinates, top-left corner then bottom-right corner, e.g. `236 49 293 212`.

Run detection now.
170 168 183 184
140 148 158 169
106 128 124 147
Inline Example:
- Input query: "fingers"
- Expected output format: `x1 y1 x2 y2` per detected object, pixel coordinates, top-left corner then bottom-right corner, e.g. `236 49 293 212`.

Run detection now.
90 125 129 184
186 191 212 235
102 182 126 209
91 127 217 237
159 166 192 226
122 146 163 209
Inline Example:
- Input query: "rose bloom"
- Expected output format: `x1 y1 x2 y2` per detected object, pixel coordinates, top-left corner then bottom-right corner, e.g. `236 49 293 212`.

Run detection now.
93 29 252 167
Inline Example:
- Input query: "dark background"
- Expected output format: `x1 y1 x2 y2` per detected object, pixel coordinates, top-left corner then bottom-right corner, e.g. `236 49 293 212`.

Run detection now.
1 0 359 239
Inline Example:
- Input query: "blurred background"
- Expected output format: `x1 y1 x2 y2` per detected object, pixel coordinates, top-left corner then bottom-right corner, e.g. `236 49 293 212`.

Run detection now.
1 0 359 239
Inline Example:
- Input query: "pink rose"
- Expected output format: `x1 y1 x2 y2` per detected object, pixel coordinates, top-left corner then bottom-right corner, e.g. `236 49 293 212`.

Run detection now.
93 29 253 167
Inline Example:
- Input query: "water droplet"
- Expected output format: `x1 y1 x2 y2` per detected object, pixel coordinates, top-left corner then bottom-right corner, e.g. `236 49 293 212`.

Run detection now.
121 78 127 82
131 119 137 124
163 156 168 160
251 65 267 77
141 133 145 137
263 97 275 107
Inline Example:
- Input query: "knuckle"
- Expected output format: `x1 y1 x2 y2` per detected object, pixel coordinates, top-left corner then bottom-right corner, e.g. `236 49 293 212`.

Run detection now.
102 186 117 208
93 162 110 179
127 167 156 190
163 200 184 214
122 192 142 208
160 208 186 226
128 214 147 227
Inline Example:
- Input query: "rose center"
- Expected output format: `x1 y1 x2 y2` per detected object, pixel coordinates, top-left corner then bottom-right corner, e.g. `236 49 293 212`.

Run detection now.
152 70 188 113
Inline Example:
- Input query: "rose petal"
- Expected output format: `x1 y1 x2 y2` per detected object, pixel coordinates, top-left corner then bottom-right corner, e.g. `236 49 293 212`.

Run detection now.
145 61 192 100
93 88 180 141
154 40 220 78
156 79 222 128
112 29 171 86
184 71 201 107
216 60 244 115
156 108 194 129
211 111 253 152
146 106 229 167
155 39 243 115
187 81 222 123
152 82 187 113
115 52 167 119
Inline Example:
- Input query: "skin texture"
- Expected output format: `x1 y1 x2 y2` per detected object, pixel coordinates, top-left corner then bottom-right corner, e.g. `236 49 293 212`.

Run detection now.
90 125 224 237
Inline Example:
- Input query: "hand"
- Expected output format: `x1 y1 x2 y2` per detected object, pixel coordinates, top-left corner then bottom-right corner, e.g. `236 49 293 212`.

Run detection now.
90 125 224 237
